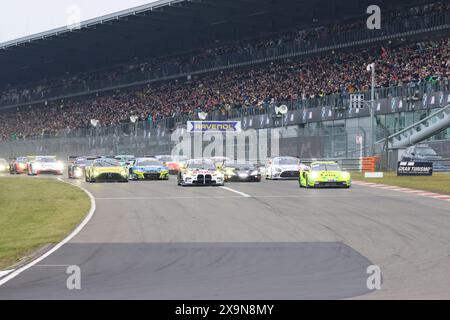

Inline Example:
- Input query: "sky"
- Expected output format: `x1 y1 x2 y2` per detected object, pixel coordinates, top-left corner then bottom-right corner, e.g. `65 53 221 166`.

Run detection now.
0 0 158 44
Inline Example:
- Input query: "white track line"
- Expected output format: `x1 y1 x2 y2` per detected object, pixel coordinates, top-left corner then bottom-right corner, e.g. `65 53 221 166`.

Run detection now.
0 179 96 287
0 270 13 279
96 196 245 200
219 186 252 198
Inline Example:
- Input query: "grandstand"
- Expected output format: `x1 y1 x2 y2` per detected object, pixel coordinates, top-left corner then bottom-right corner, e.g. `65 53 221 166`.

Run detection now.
0 0 449 162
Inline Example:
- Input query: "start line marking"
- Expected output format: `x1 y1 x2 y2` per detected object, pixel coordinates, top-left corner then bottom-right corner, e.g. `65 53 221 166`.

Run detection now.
95 194 421 201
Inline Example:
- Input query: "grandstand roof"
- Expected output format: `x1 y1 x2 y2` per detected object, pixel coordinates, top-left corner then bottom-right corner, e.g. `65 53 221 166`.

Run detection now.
0 0 429 87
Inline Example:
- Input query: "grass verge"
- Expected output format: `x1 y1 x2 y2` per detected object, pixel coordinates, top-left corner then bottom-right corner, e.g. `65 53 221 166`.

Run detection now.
352 171 450 195
0 177 90 270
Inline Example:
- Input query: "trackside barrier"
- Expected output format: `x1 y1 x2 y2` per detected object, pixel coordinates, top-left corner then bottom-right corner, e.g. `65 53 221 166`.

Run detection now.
361 157 379 172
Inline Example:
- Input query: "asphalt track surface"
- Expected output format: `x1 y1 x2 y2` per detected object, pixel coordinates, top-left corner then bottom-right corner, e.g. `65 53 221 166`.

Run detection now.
1 175 450 299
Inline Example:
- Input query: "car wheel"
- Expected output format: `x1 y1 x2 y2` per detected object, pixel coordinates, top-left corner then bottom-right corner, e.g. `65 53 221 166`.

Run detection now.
305 177 310 188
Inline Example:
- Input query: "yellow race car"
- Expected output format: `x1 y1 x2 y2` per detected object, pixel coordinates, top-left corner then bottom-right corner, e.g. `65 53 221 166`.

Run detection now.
85 158 128 183
299 161 351 188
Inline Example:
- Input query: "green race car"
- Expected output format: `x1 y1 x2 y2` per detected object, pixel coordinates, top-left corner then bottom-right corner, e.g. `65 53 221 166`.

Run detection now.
299 161 351 188
85 158 129 183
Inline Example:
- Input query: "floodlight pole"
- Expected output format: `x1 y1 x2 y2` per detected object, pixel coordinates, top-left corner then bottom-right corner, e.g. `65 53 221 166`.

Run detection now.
370 63 376 157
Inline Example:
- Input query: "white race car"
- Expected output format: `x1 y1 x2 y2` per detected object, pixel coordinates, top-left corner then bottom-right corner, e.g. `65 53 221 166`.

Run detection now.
28 156 64 175
177 159 225 186
265 156 301 180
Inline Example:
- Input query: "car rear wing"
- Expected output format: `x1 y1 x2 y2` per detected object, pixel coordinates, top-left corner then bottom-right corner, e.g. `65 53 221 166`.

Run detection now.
68 155 80 163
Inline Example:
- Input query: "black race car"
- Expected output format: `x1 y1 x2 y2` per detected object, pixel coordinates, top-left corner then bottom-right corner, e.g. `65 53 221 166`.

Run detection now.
68 156 98 179
223 162 261 182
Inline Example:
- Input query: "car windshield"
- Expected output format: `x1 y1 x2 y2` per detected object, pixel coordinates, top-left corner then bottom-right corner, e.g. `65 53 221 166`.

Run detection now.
415 147 437 157
115 156 135 161
36 157 57 163
225 162 254 170
187 160 216 170
157 156 173 162
135 159 161 166
174 156 188 162
95 159 121 167
311 163 341 171
76 159 93 165
275 157 298 165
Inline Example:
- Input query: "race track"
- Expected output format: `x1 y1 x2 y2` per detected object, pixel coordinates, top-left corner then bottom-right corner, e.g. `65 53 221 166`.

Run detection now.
1 176 450 299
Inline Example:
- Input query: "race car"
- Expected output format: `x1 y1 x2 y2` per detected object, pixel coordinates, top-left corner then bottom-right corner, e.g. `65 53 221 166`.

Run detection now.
223 162 261 182
85 158 128 183
27 156 64 175
114 155 136 167
0 158 9 173
211 156 231 169
154 155 188 175
299 161 351 188
9 157 29 174
177 158 225 186
128 158 169 180
265 156 301 180
68 156 98 179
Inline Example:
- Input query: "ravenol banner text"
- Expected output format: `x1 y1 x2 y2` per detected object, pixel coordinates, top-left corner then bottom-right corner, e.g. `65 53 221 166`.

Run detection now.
187 121 242 133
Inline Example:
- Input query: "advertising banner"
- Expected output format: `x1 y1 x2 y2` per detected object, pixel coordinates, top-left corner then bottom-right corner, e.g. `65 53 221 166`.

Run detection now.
187 121 241 133
397 161 433 176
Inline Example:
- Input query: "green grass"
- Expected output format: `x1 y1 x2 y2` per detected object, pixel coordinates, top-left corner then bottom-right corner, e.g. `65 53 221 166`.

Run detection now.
352 171 450 195
0 177 90 269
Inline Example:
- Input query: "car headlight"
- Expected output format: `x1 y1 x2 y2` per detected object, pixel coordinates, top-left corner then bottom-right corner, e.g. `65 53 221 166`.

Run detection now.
74 168 83 177
310 172 319 180
251 170 259 176
0 165 5 171
342 172 351 179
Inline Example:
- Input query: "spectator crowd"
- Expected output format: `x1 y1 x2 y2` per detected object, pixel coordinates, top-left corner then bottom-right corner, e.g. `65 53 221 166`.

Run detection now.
0 35 448 141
